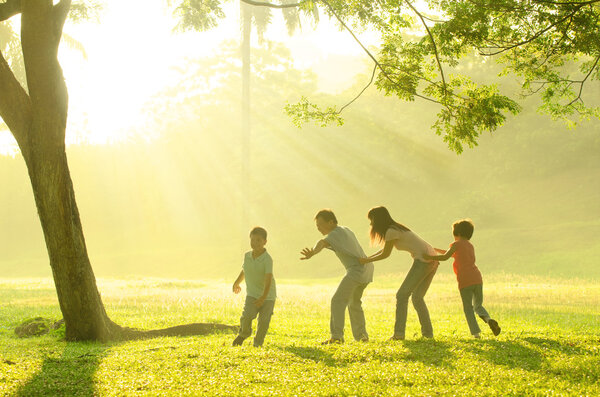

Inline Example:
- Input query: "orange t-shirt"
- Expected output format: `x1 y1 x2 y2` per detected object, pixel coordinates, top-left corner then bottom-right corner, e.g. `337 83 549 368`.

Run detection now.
451 239 483 290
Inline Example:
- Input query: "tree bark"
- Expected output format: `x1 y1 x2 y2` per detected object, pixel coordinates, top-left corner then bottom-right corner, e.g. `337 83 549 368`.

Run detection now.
0 0 22 22
16 0 118 341
23 148 120 341
0 48 30 146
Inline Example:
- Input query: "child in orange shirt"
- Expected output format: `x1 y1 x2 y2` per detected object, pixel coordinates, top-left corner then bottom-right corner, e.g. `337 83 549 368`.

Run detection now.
424 219 501 338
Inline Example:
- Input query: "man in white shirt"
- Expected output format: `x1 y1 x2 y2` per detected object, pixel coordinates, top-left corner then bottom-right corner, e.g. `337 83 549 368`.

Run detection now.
300 209 374 344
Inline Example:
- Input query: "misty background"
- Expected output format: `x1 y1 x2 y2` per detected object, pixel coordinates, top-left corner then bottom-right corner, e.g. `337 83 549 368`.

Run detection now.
1 3 599 281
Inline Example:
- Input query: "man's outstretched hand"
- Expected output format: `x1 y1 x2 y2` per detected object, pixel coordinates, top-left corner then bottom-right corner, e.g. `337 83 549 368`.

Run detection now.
300 248 314 260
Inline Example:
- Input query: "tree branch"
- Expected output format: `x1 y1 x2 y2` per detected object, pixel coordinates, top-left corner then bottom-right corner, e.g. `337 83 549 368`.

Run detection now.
244 0 449 107
53 0 72 46
420 14 448 23
319 0 441 105
54 0 72 27
479 5 585 56
532 0 600 6
383 63 445 90
337 64 377 114
240 0 308 9
0 0 21 21
525 81 548 96
405 0 448 97
466 0 599 13
0 50 32 147
565 52 600 107
21 0 69 142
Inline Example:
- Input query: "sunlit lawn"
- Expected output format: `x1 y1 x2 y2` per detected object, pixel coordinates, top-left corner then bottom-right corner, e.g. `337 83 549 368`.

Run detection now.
1 275 599 396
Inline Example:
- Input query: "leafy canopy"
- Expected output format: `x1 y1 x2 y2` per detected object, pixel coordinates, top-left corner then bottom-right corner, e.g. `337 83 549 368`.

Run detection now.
3 0 596 152
171 0 600 153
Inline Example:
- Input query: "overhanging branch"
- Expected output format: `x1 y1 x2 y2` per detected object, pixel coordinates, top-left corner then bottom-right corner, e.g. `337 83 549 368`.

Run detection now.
53 0 72 43
240 0 309 9
54 0 72 26
479 4 585 56
0 50 32 147
319 0 441 105
533 0 600 6
0 0 21 21
405 0 448 97
338 64 377 114
244 0 449 107
566 52 600 107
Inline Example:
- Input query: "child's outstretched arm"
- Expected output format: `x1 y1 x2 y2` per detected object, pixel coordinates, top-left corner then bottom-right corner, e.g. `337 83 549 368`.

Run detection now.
300 239 330 260
424 244 456 261
232 270 245 294
359 241 394 264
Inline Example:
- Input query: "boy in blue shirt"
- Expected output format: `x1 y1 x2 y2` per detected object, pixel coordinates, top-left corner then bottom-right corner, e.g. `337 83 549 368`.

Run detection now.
232 227 277 347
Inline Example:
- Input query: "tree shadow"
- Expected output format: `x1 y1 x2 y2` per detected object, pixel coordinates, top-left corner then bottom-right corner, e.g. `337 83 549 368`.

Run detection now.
15 323 238 396
16 342 108 396
131 323 238 339
401 339 456 369
278 339 456 369
280 345 343 367
462 339 545 371
523 336 594 356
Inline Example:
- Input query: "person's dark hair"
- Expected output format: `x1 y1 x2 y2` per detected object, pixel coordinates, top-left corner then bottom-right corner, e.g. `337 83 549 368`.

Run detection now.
367 206 410 245
452 219 474 240
314 209 338 224
249 226 267 240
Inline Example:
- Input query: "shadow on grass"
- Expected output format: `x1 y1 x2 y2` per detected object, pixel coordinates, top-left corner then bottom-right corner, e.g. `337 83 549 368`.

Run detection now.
15 326 237 396
282 346 342 367
16 342 109 397
401 339 455 369
278 339 456 369
461 337 600 386
463 339 545 371
523 336 595 355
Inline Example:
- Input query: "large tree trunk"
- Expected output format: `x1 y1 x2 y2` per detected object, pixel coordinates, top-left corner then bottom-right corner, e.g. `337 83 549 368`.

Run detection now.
23 148 117 341
17 0 117 341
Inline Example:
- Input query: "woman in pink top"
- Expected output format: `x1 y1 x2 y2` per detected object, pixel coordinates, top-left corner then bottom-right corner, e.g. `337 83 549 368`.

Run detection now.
425 219 501 338
360 206 439 340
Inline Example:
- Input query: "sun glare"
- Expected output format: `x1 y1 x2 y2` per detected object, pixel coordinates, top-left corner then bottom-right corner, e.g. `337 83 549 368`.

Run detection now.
0 0 379 156
61 0 234 147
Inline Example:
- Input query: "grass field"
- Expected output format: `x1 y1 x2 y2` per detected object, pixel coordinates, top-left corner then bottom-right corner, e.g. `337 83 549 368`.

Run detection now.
0 274 599 396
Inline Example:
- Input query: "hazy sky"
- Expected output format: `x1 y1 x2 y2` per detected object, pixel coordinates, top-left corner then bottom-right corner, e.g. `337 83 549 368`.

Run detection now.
1 2 598 281
0 0 378 155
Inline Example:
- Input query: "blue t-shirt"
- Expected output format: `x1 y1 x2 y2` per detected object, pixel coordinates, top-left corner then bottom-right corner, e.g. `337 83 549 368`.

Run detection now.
242 250 277 300
324 226 374 284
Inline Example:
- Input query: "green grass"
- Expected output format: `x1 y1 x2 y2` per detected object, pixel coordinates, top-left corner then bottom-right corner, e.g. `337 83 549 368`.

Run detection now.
1 275 599 396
